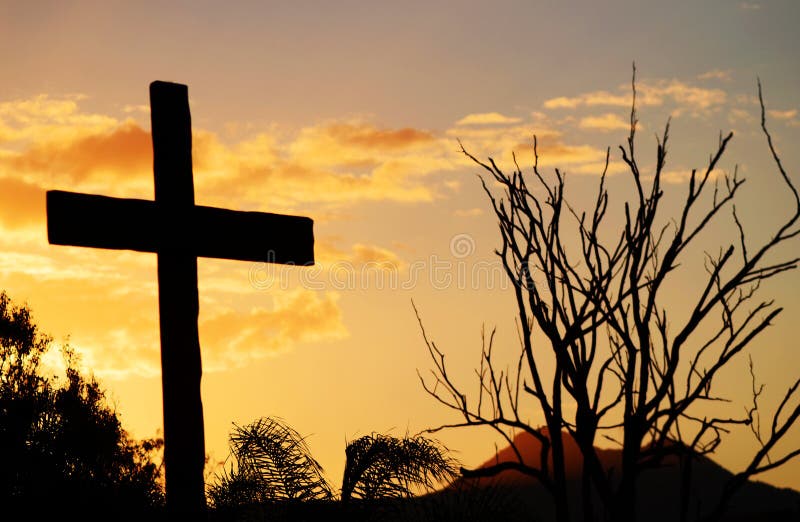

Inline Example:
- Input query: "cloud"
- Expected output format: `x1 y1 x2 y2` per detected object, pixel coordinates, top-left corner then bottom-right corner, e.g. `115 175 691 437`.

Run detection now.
79 288 348 377
728 108 754 125
3 77 761 387
0 94 460 212
656 169 693 184
543 97 583 110
571 160 627 176
196 120 457 209
323 123 434 149
443 180 461 191
455 112 522 126
0 94 157 204
0 94 117 145
698 69 733 82
447 120 558 159
286 121 438 173
656 168 727 185
545 92 628 109
453 207 484 217
4 90 651 217
200 290 347 371
349 244 405 269
448 115 613 177
768 109 798 120
0 87 636 389
654 80 726 112
8 122 152 187
315 238 405 269
0 176 45 228
245 238 409 295
524 136 608 167
0 264 162 379
1 252 347 379
765 109 800 127
739 2 761 10
122 104 150 114
578 113 630 131
584 92 631 107
542 79 726 115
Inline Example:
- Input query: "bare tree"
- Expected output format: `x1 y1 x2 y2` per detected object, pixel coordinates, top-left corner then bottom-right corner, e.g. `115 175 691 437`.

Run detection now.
417 70 800 522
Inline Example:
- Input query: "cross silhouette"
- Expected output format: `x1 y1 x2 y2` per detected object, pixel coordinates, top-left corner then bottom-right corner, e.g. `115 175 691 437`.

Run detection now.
46 81 314 516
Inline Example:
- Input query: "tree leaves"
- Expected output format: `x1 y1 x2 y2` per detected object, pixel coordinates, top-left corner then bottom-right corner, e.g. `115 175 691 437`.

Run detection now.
0 291 164 516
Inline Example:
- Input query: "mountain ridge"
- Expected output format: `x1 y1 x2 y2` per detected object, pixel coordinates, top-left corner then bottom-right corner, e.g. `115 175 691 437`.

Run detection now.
441 430 800 522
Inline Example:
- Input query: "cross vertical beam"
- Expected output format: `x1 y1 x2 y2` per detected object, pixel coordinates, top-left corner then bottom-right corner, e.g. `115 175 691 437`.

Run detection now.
150 82 206 515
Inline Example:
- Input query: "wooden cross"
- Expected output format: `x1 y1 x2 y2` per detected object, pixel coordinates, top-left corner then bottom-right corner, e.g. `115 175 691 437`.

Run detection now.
45 81 314 516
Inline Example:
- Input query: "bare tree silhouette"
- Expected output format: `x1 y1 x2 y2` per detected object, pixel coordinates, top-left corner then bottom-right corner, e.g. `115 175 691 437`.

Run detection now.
417 70 800 522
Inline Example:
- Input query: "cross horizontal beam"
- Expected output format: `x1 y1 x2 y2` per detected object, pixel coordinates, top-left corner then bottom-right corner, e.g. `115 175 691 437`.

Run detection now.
46 190 314 265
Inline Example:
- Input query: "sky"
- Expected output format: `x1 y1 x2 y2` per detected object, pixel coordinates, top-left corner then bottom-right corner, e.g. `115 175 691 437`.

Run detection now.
1 0 799 491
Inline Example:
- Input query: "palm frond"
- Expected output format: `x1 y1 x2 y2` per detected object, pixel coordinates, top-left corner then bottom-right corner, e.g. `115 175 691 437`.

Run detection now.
341 433 458 502
210 416 333 507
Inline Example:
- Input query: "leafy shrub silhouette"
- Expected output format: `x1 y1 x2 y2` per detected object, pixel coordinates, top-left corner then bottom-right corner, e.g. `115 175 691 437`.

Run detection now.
0 291 164 518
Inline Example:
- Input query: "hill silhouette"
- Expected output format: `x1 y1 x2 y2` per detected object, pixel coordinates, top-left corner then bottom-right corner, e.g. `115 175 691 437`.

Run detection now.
439 430 800 522
473 428 621 483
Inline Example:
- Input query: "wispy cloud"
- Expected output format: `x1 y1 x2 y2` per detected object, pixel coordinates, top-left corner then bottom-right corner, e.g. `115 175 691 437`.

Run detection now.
544 92 628 109
455 112 522 126
657 168 728 185
543 96 583 109
200 289 348 372
0 94 117 145
0 95 464 214
578 113 630 132
728 107 754 125
315 238 406 269
9 122 152 187
318 123 435 150
768 109 798 120
739 2 761 10
453 207 484 217
0 94 454 379
0 176 45 229
1 66 788 384
0 246 349 379
543 79 726 115
698 69 733 82
122 104 150 114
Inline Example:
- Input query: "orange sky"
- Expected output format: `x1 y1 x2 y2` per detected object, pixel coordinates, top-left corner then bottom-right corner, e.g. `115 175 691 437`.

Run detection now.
1 0 799 491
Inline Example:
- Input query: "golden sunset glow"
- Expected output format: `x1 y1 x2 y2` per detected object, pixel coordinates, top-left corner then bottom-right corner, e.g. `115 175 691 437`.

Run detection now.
2 0 798 495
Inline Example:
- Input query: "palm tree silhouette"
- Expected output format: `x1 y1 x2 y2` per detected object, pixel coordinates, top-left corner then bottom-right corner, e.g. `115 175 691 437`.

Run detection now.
208 417 457 509
341 432 457 503
208 417 333 508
